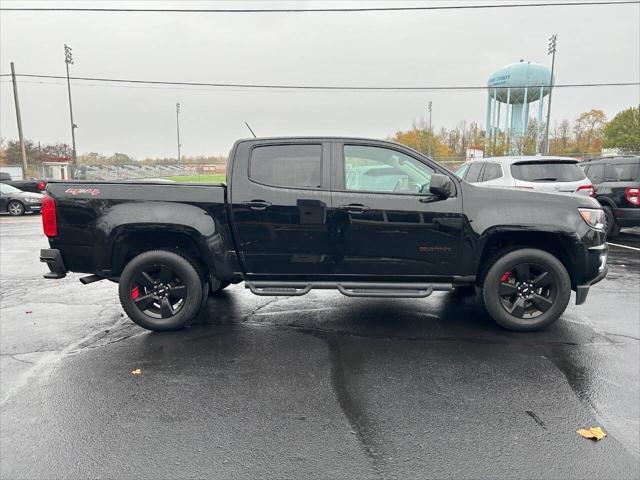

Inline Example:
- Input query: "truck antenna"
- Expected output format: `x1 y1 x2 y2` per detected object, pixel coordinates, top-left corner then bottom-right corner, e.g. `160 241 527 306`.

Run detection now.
244 121 257 138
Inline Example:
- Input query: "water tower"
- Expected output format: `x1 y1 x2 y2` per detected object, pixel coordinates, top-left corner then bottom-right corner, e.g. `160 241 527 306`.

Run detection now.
486 60 554 154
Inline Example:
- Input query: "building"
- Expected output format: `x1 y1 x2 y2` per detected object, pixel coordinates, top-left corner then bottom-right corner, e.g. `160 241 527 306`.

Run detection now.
37 157 72 180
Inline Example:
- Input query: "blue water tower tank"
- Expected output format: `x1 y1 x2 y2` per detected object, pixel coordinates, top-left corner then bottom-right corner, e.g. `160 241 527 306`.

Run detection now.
486 60 554 154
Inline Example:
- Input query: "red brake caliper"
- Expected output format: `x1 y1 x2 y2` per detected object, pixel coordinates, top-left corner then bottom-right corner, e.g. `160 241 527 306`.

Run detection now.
131 285 140 300
501 271 511 282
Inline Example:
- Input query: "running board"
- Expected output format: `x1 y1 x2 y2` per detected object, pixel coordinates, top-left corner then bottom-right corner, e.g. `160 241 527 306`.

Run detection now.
246 281 452 298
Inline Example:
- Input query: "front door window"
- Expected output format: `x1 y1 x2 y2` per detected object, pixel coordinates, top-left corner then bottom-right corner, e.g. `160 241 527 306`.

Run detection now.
343 145 434 194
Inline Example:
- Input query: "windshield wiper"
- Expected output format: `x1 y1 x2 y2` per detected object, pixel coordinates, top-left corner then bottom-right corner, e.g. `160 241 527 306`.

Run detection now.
532 177 557 181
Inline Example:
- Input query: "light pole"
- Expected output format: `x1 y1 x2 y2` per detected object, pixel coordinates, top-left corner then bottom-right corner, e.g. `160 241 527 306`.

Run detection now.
64 44 77 169
10 62 28 178
427 101 433 157
176 103 182 166
544 34 557 155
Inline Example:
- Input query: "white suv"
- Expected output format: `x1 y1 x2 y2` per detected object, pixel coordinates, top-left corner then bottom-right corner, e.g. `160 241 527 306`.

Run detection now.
455 156 595 197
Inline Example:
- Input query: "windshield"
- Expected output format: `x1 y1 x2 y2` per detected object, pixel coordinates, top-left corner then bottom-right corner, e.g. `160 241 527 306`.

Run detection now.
510 161 586 182
454 163 469 179
0 183 22 194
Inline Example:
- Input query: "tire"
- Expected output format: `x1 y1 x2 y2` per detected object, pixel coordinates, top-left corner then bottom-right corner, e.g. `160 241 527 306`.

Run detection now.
118 250 204 331
603 206 621 238
209 279 230 296
7 201 25 216
481 248 571 331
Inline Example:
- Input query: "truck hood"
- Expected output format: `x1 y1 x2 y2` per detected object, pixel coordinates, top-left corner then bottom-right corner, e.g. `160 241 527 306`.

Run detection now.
461 181 601 210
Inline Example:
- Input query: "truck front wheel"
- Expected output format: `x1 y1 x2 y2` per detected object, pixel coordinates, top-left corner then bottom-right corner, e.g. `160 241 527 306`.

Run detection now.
118 250 203 331
481 248 571 331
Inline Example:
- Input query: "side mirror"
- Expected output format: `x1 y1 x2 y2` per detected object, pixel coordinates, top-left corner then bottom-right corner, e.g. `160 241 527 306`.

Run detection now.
429 174 454 198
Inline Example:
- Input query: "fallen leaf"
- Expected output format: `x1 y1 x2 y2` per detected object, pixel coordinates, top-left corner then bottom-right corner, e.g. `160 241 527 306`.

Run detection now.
131 368 143 376
577 427 607 441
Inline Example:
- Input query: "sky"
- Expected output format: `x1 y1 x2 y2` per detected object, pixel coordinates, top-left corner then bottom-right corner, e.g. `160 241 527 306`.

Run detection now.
1 0 639 159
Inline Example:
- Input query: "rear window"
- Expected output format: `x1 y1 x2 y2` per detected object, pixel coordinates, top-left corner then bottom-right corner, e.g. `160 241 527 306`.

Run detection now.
249 144 322 189
510 161 586 182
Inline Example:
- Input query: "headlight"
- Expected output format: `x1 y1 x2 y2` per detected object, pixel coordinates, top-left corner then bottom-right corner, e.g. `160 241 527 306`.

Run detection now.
578 208 605 231
27 197 40 203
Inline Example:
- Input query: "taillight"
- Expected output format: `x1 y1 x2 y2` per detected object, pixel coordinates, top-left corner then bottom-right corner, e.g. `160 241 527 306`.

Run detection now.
42 195 57 237
37 181 46 191
576 184 596 197
626 187 640 206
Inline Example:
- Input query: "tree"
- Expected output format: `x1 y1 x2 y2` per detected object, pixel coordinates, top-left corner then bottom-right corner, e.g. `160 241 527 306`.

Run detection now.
554 119 572 154
389 124 448 158
603 107 640 153
573 109 607 154
4 139 37 164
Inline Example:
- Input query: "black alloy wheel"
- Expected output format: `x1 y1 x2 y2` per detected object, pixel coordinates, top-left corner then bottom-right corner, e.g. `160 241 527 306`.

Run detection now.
497 263 555 319
118 250 204 331
482 248 571 331
130 265 188 319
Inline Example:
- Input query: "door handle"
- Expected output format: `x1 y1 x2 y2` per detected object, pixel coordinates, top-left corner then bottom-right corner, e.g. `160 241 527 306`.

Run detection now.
241 200 272 211
418 196 439 203
338 204 370 214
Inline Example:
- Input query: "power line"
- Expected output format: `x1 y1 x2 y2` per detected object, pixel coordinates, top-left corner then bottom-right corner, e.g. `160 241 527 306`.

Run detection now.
0 1 638 13
0 73 637 92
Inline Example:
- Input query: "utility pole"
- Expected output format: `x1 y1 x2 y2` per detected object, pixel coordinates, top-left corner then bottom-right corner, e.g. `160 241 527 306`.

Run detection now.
64 44 77 170
544 34 557 155
10 62 28 179
427 101 433 157
176 103 182 166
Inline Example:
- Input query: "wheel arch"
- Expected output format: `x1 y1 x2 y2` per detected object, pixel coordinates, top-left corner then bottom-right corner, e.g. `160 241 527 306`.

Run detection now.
595 195 616 209
98 202 233 282
475 228 578 288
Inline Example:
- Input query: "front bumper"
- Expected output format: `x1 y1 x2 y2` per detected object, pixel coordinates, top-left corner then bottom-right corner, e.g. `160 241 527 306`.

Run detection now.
574 243 608 305
40 248 67 279
25 203 42 213
614 207 640 227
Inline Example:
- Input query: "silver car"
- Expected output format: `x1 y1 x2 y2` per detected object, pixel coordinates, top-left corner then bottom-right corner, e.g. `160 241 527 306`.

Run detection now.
454 156 595 197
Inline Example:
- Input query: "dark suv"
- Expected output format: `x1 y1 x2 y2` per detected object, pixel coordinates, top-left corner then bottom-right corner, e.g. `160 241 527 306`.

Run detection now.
581 156 640 237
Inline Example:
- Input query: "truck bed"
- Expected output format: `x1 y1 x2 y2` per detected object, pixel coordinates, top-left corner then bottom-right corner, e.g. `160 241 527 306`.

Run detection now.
45 180 235 278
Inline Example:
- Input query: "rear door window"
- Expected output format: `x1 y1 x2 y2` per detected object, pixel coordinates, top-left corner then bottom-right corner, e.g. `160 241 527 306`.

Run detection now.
480 163 502 182
249 144 322 189
511 161 586 182
465 162 484 183
605 164 619 182
585 163 605 183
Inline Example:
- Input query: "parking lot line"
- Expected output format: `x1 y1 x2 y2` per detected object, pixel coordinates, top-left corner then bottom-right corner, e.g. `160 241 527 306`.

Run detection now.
607 242 640 252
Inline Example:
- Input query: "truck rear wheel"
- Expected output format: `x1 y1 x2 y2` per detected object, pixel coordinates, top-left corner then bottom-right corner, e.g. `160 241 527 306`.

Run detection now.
481 248 571 331
118 250 203 331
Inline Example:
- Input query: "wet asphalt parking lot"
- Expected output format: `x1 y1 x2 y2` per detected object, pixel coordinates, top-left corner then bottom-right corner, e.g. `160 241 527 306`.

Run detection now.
0 215 638 479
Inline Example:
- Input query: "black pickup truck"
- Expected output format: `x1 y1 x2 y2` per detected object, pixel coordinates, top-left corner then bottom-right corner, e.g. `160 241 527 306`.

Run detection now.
40 137 608 332
0 172 47 194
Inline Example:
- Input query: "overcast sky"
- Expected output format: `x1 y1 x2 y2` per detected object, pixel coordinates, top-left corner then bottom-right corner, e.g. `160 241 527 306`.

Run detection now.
1 0 639 158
